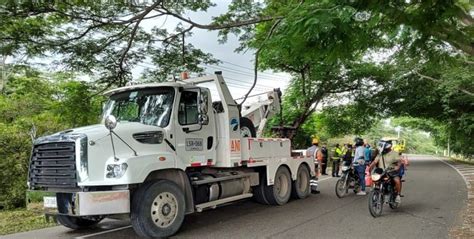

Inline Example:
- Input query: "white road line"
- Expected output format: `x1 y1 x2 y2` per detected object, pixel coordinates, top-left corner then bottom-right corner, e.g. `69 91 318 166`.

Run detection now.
76 225 132 239
435 157 473 199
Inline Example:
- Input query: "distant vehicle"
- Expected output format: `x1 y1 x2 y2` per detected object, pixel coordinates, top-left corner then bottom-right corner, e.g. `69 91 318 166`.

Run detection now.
27 72 314 238
381 137 406 153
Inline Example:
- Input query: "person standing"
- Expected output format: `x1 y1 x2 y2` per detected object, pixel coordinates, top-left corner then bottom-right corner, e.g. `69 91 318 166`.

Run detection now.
343 144 353 165
332 144 343 177
364 140 372 163
307 138 323 194
321 145 329 175
353 137 367 195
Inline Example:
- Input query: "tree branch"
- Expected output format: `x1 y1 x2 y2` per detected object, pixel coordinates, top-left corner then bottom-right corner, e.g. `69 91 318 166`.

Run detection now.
116 1 163 85
159 6 281 30
240 18 283 105
414 71 474 97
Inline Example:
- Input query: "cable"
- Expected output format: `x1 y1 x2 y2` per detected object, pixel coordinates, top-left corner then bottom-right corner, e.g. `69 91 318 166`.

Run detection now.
220 60 288 79
204 64 284 82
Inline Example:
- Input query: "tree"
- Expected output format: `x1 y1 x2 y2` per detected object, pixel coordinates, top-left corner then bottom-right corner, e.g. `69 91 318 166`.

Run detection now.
0 70 103 209
0 0 277 87
249 0 472 151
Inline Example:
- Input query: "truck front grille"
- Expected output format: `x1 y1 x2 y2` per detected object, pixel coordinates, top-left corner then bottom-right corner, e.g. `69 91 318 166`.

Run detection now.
29 142 77 189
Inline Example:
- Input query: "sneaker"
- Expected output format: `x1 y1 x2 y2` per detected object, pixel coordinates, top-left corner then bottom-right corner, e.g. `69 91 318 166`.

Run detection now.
311 190 321 194
356 191 367 196
395 195 401 203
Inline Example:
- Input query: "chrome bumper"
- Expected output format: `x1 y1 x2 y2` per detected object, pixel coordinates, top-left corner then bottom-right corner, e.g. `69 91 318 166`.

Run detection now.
33 190 130 216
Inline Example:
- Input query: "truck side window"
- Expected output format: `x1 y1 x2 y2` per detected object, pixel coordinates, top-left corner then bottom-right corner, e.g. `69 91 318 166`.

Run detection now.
178 91 198 125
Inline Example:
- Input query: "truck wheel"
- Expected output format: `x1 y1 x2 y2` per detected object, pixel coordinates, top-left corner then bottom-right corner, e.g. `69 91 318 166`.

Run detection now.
239 117 256 138
265 166 292 205
291 164 310 199
131 180 185 238
57 215 103 229
252 170 270 205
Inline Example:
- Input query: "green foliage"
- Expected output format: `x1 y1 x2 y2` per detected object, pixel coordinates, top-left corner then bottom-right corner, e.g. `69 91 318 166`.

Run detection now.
0 71 102 209
252 0 473 155
0 1 220 85
0 203 56 235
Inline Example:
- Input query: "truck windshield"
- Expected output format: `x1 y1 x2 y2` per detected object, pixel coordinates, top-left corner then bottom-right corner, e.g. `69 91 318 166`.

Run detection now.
102 87 175 127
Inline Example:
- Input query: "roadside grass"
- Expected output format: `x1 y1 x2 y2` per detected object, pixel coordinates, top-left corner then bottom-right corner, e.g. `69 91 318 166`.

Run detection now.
0 203 57 235
450 157 474 166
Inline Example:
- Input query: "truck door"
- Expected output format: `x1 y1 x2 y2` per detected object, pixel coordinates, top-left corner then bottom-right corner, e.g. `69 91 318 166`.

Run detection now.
174 88 216 167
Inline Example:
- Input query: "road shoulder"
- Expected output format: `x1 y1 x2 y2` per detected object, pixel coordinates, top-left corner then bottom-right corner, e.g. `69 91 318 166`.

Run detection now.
440 158 474 238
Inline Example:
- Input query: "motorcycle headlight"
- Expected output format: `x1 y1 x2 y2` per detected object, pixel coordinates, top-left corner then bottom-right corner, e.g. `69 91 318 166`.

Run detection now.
106 163 128 178
371 174 381 182
342 166 350 171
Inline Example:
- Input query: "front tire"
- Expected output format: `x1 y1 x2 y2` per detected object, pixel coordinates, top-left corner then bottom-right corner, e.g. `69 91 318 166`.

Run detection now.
368 190 383 217
264 166 292 205
131 180 185 238
335 176 348 198
291 164 311 199
57 215 103 230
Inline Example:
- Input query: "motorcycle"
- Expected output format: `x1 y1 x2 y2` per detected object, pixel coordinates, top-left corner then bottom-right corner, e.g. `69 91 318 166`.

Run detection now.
335 160 360 198
368 167 401 217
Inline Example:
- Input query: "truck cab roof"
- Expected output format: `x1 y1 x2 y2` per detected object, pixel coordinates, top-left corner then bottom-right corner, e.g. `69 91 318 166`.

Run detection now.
103 81 200 96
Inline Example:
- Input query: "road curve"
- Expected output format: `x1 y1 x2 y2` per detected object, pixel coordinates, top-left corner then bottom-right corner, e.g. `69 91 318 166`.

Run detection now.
1 155 467 239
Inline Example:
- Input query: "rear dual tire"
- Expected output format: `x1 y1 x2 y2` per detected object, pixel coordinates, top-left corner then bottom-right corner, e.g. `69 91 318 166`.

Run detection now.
291 164 311 199
253 166 294 206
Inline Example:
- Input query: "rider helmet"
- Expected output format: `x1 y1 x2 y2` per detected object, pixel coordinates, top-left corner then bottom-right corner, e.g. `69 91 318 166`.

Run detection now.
378 140 392 154
354 137 363 147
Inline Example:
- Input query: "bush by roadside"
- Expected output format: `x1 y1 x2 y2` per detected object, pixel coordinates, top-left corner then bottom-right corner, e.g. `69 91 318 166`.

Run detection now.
0 203 57 235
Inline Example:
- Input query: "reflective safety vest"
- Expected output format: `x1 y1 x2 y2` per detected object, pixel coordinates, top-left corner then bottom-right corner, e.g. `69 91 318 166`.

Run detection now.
332 147 343 159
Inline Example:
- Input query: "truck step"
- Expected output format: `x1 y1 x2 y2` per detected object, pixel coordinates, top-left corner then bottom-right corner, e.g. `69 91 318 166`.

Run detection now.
195 193 253 212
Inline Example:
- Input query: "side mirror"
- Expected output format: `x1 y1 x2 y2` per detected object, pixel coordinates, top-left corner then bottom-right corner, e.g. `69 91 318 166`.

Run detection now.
199 114 209 125
105 115 118 130
198 90 209 125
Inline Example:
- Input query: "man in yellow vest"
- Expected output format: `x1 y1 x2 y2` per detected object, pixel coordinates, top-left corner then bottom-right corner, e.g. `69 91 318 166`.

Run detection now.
332 143 343 177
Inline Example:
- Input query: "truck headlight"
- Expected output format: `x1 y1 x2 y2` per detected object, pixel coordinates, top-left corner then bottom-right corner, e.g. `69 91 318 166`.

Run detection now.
78 137 88 181
106 163 128 178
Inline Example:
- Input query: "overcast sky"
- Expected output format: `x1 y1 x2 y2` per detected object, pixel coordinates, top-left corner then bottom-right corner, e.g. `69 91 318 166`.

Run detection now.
138 0 291 103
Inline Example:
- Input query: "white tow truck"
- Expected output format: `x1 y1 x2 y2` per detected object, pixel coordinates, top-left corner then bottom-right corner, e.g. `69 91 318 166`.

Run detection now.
28 72 314 238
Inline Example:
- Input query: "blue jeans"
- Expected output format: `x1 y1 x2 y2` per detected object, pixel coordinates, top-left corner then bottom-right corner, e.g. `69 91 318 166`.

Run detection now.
355 165 366 191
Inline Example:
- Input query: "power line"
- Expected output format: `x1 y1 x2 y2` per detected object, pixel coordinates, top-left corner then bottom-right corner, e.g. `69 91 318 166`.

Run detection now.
220 60 289 79
204 64 286 82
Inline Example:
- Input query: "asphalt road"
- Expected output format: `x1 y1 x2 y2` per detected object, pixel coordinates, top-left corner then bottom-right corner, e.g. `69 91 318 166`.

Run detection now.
1 155 468 239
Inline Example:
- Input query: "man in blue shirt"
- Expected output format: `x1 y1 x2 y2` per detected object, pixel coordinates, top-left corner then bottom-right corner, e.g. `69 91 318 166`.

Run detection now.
353 137 366 195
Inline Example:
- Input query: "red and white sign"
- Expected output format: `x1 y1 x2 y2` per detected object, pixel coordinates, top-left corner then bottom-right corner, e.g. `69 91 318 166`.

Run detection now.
230 139 241 153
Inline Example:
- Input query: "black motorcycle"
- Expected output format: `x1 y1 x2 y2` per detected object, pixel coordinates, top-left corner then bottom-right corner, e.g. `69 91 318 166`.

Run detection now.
368 167 400 217
335 160 360 198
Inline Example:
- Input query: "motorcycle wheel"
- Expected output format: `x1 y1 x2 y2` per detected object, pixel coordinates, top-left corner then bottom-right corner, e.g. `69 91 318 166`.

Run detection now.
368 190 383 217
389 194 399 209
335 177 348 198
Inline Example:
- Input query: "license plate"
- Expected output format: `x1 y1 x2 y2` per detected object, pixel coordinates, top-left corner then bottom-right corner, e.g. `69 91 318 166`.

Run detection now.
43 196 57 208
